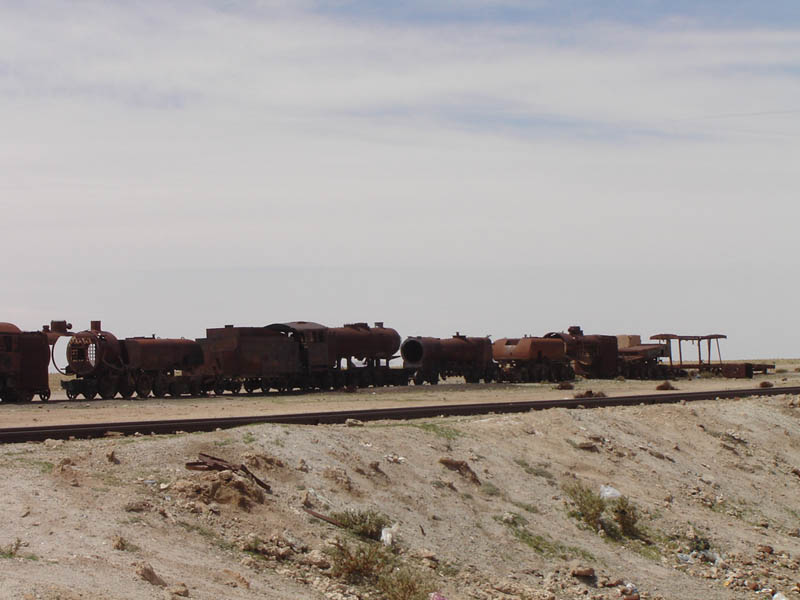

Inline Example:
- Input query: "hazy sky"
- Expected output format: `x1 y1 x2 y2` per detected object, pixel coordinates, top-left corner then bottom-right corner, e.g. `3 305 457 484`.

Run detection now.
2 1 798 358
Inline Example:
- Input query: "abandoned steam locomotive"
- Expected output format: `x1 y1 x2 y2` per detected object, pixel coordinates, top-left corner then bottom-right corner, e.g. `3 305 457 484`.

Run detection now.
60 320 407 400
0 315 750 403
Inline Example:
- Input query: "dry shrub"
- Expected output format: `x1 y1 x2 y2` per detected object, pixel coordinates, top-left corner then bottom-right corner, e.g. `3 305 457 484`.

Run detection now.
563 482 644 540
610 496 639 537
556 381 574 390
656 381 676 391
562 482 605 531
760 381 774 388
330 509 391 541
379 566 434 600
573 390 606 399
327 539 433 600
328 539 392 583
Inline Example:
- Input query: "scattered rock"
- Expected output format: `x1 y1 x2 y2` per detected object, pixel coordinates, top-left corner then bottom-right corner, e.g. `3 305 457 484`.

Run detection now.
570 565 595 578
214 569 249 588
296 459 309 472
136 562 167 587
106 449 119 464
167 582 190 597
345 418 364 427
438 458 480 485
124 500 152 513
111 535 127 550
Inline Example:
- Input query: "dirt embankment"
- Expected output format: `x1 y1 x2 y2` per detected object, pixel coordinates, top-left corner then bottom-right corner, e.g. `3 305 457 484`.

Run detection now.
1 391 800 599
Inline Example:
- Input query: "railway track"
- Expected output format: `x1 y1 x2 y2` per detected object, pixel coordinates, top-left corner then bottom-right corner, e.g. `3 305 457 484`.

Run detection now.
1 385 798 444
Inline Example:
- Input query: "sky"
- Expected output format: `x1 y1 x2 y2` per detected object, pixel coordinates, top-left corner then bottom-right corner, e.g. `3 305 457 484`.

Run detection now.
1 0 798 359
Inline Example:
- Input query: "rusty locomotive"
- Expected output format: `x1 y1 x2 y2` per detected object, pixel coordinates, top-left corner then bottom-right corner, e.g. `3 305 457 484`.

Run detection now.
60 320 408 400
400 333 495 385
492 336 575 383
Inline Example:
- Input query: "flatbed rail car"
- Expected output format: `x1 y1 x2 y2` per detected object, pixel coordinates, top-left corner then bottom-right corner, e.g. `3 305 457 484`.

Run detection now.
650 333 773 379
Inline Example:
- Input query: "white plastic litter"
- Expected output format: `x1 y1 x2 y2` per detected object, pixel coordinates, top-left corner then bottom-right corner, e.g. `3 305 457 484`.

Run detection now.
599 485 621 499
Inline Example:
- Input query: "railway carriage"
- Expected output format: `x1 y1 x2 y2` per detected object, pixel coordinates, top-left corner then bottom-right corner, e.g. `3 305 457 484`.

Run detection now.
0 322 51 402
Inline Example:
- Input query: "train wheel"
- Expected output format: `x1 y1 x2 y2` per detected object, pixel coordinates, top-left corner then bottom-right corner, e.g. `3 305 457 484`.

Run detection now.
229 380 242 394
98 378 117 400
66 388 78 401
213 380 226 395
413 372 425 385
244 380 256 394
152 377 168 398
15 391 34 403
118 380 134 398
82 389 97 400
39 389 51 402
136 375 152 399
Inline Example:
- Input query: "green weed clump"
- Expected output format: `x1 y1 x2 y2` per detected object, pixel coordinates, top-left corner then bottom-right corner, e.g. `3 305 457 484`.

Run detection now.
330 509 391 541
563 482 644 541
563 482 606 531
326 539 433 600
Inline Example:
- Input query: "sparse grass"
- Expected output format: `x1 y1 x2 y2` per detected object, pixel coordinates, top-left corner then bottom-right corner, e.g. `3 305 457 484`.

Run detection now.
510 501 539 514
0 538 38 561
17 458 54 474
213 438 234 447
513 458 555 480
480 482 501 497
330 509 391 541
413 422 463 440
177 520 236 551
494 514 593 560
326 539 433 600
242 432 256 444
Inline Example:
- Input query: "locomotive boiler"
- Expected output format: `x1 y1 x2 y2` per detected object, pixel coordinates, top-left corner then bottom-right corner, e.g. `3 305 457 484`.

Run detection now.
492 336 574 382
61 321 204 399
401 333 494 385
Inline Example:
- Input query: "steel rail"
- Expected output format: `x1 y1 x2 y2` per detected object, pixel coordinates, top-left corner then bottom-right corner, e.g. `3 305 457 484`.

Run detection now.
1 386 798 444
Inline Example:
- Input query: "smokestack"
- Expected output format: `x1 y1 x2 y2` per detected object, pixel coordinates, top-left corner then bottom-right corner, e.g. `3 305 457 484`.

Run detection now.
90 320 101 331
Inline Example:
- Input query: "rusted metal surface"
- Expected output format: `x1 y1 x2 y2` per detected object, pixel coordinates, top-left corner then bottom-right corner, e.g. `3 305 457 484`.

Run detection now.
0 323 50 403
401 333 494 384
62 321 206 400
301 507 347 528
492 336 573 382
185 452 271 493
41 320 73 345
0 323 22 334
327 322 401 361
545 326 619 379
4 385 799 443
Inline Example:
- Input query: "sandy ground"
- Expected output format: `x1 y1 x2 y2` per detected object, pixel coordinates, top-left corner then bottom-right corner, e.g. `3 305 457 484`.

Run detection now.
0 363 798 429
1 370 800 599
